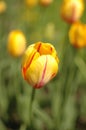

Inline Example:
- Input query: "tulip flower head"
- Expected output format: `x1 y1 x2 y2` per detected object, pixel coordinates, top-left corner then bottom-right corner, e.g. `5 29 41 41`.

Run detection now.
25 0 38 7
61 0 84 23
22 42 59 89
0 1 6 13
69 22 86 48
39 0 53 6
7 30 26 57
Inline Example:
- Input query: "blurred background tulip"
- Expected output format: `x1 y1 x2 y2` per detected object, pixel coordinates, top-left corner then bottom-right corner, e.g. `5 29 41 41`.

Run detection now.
39 0 53 6
0 1 6 13
7 30 26 57
61 0 84 23
69 22 86 48
25 0 38 8
22 42 59 88
44 22 56 40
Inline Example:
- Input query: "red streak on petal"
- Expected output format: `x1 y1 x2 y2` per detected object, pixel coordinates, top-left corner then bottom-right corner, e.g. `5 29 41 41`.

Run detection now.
22 67 27 80
51 73 56 79
26 51 37 70
36 42 41 52
22 51 37 80
41 56 47 80
50 46 52 51
34 56 47 89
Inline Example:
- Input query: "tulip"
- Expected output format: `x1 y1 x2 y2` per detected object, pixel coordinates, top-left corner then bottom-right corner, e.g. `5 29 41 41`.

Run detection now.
39 0 53 6
61 0 84 23
0 1 6 13
22 42 59 89
7 30 26 57
69 22 86 48
25 0 38 7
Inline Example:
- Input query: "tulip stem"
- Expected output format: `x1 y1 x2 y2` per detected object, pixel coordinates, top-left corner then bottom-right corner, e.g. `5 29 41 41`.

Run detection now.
29 87 36 126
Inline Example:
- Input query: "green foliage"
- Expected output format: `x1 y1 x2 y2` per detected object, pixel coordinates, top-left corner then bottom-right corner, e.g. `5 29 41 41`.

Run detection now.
0 0 86 130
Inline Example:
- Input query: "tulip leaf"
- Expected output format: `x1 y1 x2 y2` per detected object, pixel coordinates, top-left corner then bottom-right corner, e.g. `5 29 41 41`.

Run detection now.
33 104 54 129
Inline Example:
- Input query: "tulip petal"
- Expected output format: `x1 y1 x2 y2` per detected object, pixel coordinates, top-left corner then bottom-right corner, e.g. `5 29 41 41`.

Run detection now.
25 55 58 88
34 42 59 63
35 42 55 55
22 45 40 79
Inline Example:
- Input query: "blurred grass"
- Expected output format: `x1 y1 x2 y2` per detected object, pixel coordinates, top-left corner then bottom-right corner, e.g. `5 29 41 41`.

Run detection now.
0 0 86 130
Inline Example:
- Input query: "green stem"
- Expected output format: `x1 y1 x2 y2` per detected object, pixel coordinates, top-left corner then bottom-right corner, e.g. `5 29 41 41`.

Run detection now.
19 88 36 130
29 88 36 126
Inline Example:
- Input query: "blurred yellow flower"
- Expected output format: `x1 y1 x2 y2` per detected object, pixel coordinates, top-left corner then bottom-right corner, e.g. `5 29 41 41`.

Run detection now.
7 30 26 57
69 22 86 48
61 0 84 23
44 23 55 40
22 42 59 88
39 0 53 6
0 1 6 13
25 0 38 7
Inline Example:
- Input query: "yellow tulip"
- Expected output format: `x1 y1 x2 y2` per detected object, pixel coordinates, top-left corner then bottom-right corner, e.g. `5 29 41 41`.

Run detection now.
69 22 86 48
0 1 6 13
22 42 59 89
7 30 26 57
61 0 84 23
39 0 53 6
25 0 38 7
